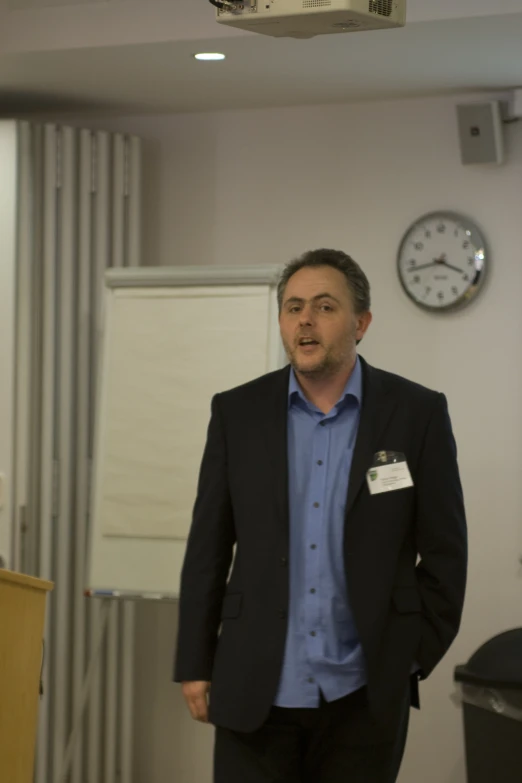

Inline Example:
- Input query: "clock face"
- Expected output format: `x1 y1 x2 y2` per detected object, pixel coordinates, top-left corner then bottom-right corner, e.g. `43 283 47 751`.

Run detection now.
397 212 487 311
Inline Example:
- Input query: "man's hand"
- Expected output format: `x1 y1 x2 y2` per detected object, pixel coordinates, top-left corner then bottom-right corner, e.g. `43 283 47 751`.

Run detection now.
182 681 211 723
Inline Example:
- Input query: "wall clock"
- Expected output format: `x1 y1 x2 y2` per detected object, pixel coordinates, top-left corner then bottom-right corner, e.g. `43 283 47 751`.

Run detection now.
397 212 487 311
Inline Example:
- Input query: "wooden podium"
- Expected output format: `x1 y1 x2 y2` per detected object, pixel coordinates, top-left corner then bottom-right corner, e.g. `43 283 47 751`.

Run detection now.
0 569 53 783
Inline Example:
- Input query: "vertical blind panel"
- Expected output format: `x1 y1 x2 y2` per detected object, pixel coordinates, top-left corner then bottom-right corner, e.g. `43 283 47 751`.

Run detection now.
14 121 33 574
87 129 112 783
27 123 45 581
71 127 94 783
119 132 140 783
36 122 59 783
0 121 18 570
52 125 78 783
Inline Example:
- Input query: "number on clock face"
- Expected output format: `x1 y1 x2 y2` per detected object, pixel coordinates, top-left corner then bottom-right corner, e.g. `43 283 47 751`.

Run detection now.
397 213 487 311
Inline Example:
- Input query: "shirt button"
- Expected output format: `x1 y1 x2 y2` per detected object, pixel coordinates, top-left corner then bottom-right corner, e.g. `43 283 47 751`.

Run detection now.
320 421 326 427
308 677 315 684
313 502 320 508
310 631 317 637
310 588 316 594
317 460 323 466
310 544 317 550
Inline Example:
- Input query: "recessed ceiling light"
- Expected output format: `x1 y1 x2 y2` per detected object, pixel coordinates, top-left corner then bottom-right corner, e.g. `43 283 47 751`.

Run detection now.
194 53 226 61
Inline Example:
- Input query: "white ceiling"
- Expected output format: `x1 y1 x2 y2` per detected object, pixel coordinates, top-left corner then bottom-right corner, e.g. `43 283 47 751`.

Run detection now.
0 1 522 115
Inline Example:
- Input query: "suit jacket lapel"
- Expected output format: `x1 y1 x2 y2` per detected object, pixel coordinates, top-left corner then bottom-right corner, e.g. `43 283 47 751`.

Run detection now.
264 366 291 540
345 357 398 518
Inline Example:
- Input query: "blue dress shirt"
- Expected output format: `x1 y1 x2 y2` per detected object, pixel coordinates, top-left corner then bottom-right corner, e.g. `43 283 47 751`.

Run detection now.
274 357 367 708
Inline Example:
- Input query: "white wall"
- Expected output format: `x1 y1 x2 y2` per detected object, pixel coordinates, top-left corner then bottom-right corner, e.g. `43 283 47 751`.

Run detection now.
75 96 522 783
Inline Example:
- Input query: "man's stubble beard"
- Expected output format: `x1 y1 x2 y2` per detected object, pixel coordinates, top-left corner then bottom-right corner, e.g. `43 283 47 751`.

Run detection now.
284 339 353 379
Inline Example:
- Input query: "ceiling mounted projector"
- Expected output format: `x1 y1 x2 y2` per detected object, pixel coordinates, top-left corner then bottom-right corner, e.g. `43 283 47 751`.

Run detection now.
215 0 407 39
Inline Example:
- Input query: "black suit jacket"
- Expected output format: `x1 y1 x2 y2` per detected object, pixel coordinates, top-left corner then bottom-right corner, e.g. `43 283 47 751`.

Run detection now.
174 357 467 733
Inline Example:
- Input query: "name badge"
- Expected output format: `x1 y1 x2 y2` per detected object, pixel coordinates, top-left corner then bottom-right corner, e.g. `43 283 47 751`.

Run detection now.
367 451 413 496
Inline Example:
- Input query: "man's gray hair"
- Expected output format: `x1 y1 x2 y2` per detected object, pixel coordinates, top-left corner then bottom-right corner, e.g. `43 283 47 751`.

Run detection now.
277 249 371 314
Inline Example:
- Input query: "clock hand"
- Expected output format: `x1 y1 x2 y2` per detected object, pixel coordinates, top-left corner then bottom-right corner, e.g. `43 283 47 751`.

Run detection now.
440 261 464 274
407 262 436 272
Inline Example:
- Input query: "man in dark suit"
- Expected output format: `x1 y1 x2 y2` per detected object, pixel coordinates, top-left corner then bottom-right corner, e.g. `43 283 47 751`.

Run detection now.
174 249 467 783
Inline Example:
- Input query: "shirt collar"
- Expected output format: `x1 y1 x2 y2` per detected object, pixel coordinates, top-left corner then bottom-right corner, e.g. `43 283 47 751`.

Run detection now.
288 355 363 410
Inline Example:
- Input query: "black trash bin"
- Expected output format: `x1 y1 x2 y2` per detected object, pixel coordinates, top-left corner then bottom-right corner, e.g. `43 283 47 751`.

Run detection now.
454 629 522 783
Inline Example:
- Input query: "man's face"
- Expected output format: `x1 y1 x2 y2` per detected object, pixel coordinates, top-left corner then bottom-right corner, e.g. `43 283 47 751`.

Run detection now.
279 265 371 378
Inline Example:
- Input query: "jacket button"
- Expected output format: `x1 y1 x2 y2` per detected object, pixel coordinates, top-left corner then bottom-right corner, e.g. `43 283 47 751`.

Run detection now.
280 557 288 566
279 610 287 619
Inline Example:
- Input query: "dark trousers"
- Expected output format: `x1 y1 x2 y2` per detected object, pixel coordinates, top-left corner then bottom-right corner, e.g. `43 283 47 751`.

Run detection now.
214 687 410 783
